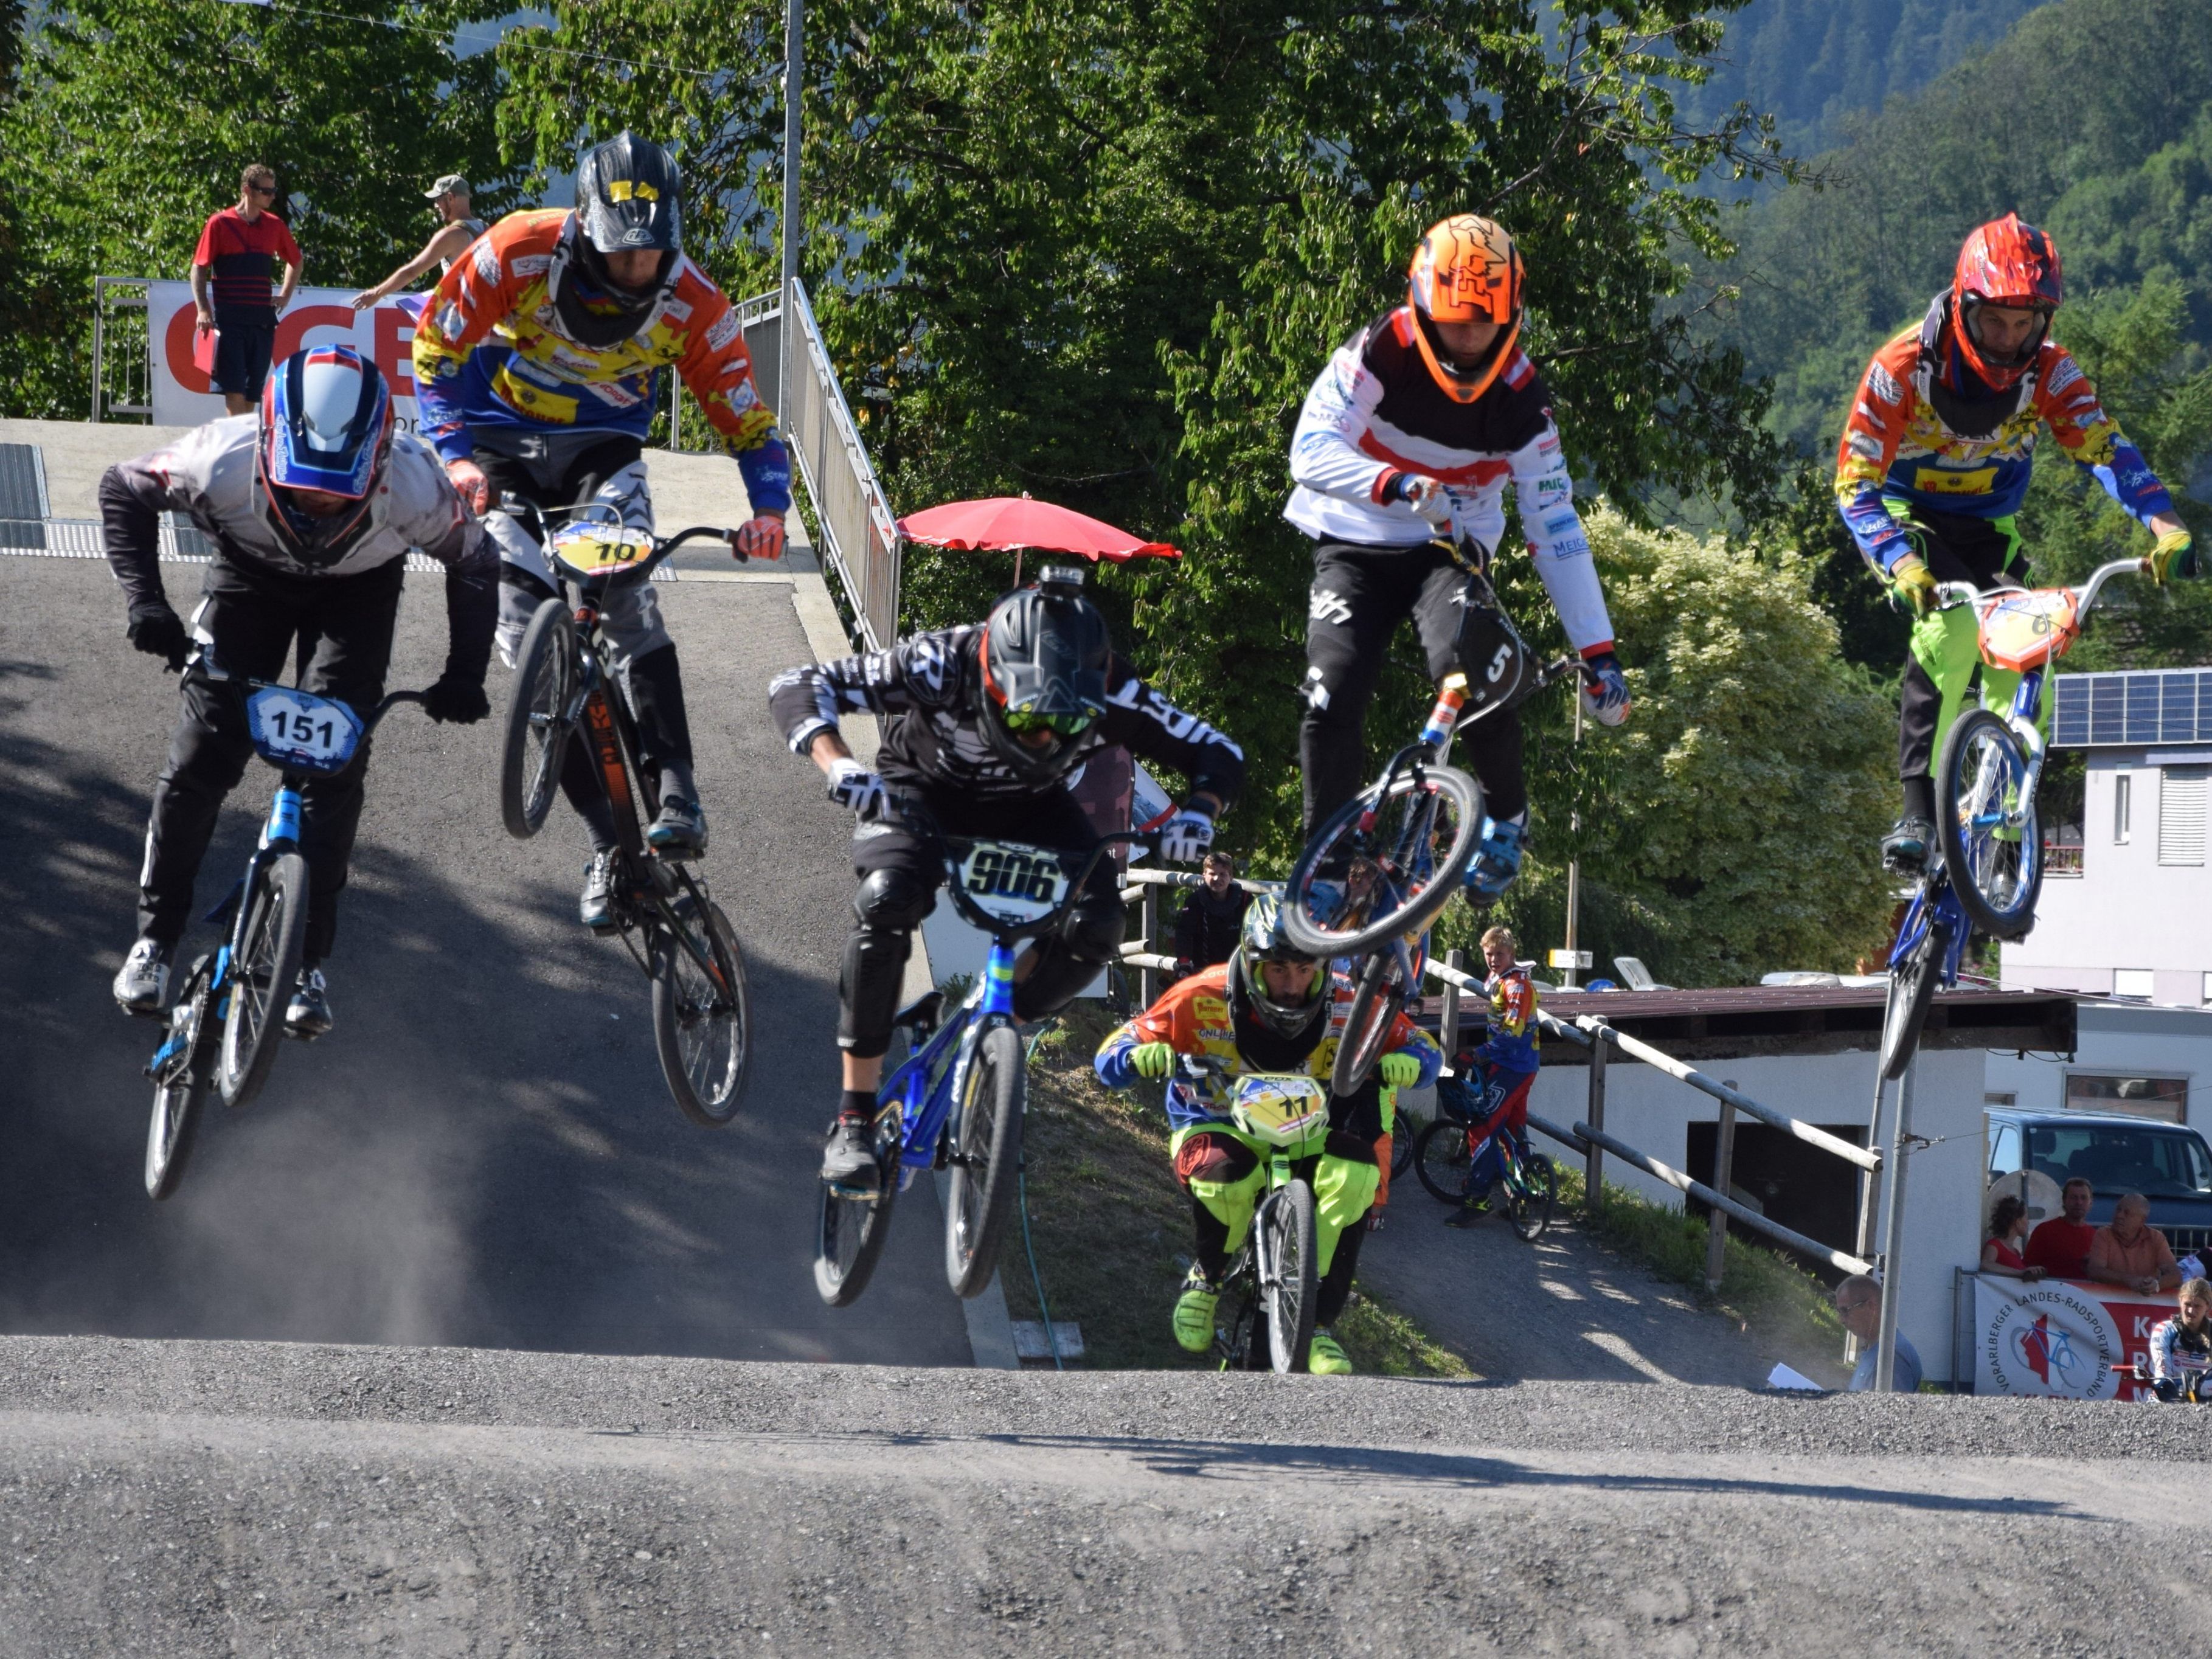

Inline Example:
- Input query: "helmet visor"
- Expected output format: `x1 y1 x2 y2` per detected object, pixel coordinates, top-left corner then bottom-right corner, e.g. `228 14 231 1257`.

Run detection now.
1001 707 1095 737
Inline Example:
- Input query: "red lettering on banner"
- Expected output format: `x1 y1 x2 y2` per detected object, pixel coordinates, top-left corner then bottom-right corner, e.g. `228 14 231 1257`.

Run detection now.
164 303 212 395
370 303 417 390
274 305 358 363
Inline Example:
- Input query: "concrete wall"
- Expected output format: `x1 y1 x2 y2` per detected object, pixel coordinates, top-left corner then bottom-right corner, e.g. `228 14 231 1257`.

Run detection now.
1985 1000 2212 1124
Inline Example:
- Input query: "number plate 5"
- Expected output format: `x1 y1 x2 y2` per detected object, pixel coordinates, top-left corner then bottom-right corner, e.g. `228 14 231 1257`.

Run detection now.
246 687 364 773
957 840 1071 925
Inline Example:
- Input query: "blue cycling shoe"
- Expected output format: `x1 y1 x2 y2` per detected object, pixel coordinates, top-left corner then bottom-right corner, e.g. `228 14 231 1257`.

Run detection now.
1463 814 1527 901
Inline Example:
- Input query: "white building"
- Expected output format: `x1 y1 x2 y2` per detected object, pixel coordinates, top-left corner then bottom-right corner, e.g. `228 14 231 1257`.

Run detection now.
2003 666 2212 1008
1985 998 2212 1124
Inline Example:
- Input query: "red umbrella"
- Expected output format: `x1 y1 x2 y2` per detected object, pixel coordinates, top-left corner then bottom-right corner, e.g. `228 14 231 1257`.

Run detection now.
896 496 1182 573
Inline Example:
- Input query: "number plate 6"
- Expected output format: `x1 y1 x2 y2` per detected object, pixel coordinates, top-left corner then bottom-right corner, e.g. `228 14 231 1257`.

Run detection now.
246 687 364 774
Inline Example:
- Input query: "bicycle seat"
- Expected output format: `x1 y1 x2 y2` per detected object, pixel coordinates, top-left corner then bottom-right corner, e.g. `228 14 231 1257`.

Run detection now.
894 989 945 1039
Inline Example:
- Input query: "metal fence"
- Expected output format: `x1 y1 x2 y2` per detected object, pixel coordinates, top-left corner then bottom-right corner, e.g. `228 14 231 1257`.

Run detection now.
91 277 154 421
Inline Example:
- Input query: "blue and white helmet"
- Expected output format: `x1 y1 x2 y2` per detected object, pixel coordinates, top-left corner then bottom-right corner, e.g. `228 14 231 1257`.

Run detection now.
255 345 394 566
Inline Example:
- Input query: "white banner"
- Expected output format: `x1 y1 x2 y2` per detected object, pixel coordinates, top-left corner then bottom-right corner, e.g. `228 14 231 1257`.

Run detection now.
1969 1273 2168 1401
148 282 426 429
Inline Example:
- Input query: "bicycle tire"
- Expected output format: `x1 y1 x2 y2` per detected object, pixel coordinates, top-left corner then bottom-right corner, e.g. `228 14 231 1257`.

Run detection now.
1510 1151 1557 1242
1329 952 1405 1096
1936 708 2043 942
813 1109 904 1307
1283 764 1483 959
651 897 752 1126
945 1022 1024 1298
145 965 215 1200
217 851 307 1110
1879 910 1951 1082
500 597 576 841
1389 1110 1420 1181
1413 1115 1477 1206
1260 1180 1319 1374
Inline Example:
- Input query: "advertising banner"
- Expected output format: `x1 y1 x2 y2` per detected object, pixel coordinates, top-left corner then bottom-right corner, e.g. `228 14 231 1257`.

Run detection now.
1969 1273 2169 1401
148 282 426 429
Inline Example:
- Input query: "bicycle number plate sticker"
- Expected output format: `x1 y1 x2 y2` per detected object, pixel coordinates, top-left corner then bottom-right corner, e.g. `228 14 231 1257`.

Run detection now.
1228 1074 1329 1148
957 840 1070 925
548 523 653 581
246 687 364 773
1976 588 2079 672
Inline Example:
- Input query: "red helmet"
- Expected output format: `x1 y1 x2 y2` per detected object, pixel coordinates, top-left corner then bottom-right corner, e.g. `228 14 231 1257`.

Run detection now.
1407 215 1524 404
1951 213 2063 389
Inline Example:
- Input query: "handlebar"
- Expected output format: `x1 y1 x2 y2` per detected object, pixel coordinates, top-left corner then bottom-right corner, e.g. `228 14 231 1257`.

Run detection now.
1933 556 2147 614
873 789 1160 941
493 496 756 586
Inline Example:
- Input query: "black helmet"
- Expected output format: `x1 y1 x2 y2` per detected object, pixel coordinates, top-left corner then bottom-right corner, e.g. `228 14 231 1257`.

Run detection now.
1227 895 1328 1047
553 131 683 347
971 566 1111 786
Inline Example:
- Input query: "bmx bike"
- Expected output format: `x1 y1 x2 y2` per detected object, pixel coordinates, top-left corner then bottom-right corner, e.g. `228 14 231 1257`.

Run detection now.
1410 1070 1556 1241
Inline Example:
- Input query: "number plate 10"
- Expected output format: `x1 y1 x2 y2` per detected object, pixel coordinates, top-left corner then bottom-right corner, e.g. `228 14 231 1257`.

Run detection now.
246 687 365 774
958 840 1070 924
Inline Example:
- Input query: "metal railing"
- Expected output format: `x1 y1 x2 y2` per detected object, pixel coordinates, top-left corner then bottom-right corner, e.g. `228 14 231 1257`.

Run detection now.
1117 868 1283 1008
1425 954 1877 1281
91 277 154 421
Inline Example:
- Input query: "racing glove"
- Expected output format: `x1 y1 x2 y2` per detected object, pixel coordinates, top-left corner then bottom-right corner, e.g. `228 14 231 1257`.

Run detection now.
734 515 786 562
2148 528 2197 587
1378 1051 1423 1089
1887 550 1937 616
1579 649 1631 728
1157 808 1215 865
421 673 491 725
127 605 189 671
445 457 491 516
825 756 886 817
1129 1041 1176 1079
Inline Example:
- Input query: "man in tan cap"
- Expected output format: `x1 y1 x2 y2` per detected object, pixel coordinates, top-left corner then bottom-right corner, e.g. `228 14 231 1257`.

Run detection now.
351 176 487 310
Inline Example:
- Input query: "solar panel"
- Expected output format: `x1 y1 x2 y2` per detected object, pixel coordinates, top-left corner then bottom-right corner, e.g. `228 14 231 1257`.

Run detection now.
2053 669 2212 747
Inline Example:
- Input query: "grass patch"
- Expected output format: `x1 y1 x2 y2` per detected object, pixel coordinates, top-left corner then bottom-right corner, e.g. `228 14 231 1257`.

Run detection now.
1000 1002 1471 1377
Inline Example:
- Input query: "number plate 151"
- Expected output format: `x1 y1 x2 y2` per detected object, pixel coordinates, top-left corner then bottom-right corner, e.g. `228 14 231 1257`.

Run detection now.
246 687 365 774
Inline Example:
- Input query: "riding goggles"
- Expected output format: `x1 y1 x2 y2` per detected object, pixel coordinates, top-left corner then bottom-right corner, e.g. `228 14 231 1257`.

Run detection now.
1001 707 1095 737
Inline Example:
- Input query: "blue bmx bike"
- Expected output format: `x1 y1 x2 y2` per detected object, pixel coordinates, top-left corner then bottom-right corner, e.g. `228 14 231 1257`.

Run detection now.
813 802 1149 1306
142 653 427 1199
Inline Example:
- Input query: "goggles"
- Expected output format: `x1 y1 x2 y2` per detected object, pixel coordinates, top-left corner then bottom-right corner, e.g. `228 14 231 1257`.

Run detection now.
1001 707 1095 737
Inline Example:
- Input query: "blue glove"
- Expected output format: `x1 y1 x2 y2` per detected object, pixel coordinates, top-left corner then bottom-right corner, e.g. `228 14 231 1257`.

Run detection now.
1579 651 1631 727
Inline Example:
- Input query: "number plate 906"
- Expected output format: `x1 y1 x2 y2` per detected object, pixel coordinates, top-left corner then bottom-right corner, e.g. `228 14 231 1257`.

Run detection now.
957 841 1071 924
246 687 365 774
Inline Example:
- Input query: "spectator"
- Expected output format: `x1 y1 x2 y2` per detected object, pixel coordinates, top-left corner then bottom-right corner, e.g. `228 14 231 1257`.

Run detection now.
1170 850 1248 981
190 164 302 414
2148 1277 2212 1402
352 175 487 311
2087 1191 2182 1297
2024 1176 2097 1279
1833 1273 1923 1392
1981 1194 2047 1281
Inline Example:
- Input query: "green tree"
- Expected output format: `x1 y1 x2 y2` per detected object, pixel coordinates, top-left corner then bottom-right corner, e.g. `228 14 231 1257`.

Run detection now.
0 0 516 418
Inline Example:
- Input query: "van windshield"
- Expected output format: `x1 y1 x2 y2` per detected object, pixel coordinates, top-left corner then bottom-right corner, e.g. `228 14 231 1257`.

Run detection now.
2025 1124 2212 1199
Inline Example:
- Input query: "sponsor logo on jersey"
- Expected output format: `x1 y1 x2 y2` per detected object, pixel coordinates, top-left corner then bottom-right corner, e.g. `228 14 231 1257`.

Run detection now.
1913 465 2000 495
472 241 502 283
1848 431 1884 462
703 310 741 352
2045 356 2084 396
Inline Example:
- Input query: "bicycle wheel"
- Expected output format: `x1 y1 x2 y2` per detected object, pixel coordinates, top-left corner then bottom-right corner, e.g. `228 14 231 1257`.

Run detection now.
945 1022 1024 1298
1389 1111 1421 1180
145 965 214 1200
1283 764 1483 959
217 851 307 1109
814 1107 904 1307
1260 1180 1319 1375
1413 1115 1476 1205
1331 951 1406 1095
650 896 752 1126
1936 708 2043 942
1510 1151 1557 1242
1879 909 1951 1082
500 596 576 840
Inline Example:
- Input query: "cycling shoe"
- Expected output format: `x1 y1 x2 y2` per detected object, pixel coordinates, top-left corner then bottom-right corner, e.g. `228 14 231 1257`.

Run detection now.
647 798 709 858
113 938 174 1017
580 851 618 931
1172 1267 1219 1354
283 968 333 1041
821 1111 882 1194
1308 1328 1354 1375
1463 814 1527 901
1881 816 1933 875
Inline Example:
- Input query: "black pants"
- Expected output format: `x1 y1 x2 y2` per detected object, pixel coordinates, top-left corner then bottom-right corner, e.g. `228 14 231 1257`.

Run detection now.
139 556 402 961
840 785 1123 1058
478 437 693 847
210 304 276 398
1300 541 1525 834
1896 509 2025 781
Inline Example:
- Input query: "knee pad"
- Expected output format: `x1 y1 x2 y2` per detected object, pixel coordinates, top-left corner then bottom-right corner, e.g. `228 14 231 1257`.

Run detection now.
853 867 934 932
589 459 656 535
1173 1131 1259 1191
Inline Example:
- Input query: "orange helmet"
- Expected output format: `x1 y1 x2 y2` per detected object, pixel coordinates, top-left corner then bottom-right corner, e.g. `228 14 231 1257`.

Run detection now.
1407 215 1524 404
1951 213 2063 390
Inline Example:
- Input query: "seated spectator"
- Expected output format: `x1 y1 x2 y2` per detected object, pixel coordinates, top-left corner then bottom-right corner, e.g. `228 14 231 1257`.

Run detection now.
2087 1191 2182 1297
2149 1277 2212 1402
1170 850 1249 982
2024 1177 2097 1278
1834 1273 1923 1393
1981 1194 2047 1281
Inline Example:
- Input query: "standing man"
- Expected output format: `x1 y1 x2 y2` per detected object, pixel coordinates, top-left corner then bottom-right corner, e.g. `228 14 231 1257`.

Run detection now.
352 175 487 310
190 164 302 415
1171 850 1249 981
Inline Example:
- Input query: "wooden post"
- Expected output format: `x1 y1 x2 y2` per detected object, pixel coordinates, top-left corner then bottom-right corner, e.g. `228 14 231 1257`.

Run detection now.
1705 1082 1739 1292
1584 1033 1607 1212
1440 949 1465 1066
1139 884 1159 1010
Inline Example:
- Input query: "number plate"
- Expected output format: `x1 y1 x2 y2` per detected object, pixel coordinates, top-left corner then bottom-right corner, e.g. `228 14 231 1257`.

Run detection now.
246 687 364 773
956 840 1071 925
1976 587 2080 673
1227 1074 1330 1148
548 522 654 582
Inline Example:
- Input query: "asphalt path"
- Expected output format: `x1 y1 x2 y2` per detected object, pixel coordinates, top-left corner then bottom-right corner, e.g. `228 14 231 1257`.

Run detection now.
0 553 971 1367
4 1334 2207 1655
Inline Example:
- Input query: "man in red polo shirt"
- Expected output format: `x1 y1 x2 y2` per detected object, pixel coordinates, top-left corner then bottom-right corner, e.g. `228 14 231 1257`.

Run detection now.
190 163 303 414
2024 1177 2098 1279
